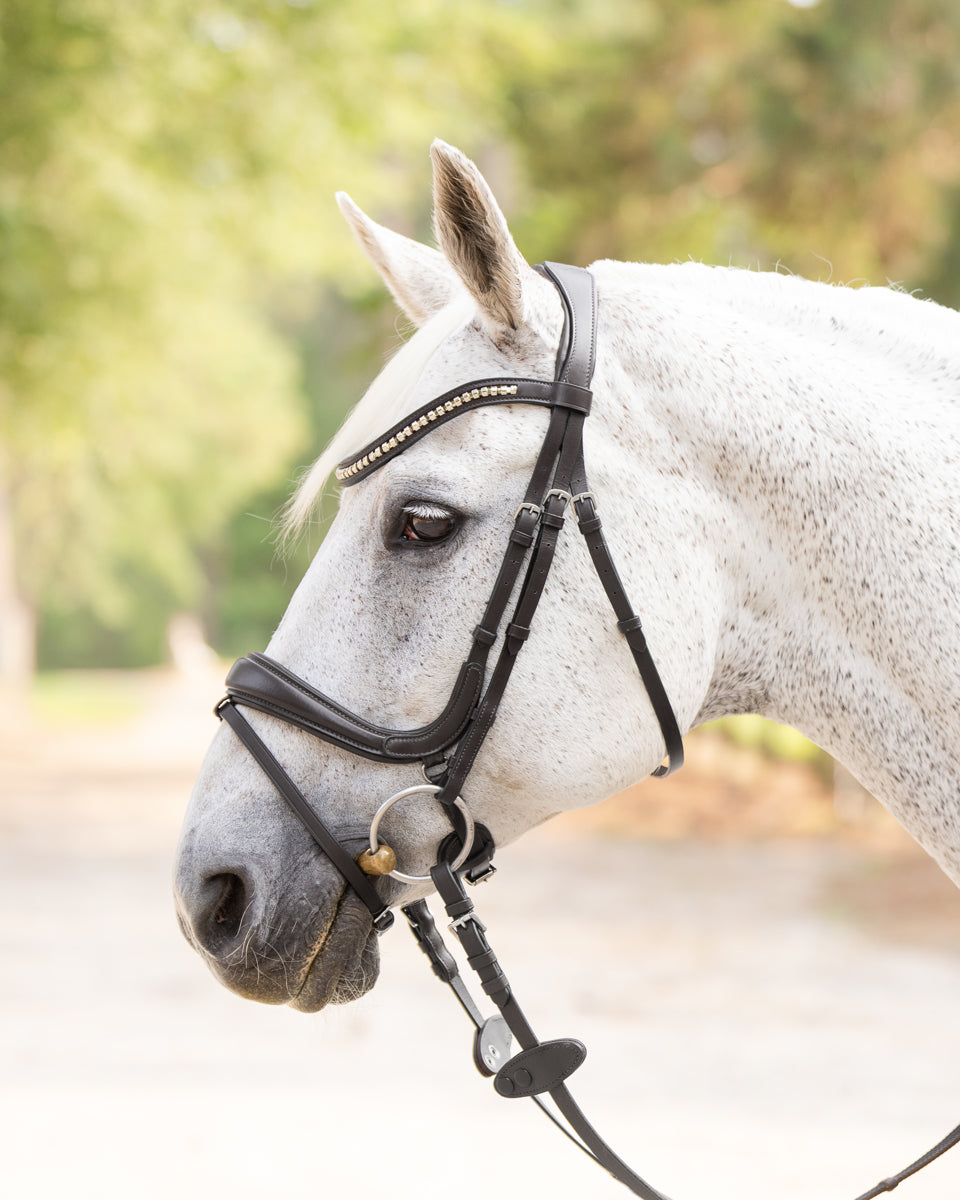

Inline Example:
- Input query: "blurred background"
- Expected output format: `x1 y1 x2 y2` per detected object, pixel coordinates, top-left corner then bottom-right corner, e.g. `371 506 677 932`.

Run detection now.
3 1 960 1197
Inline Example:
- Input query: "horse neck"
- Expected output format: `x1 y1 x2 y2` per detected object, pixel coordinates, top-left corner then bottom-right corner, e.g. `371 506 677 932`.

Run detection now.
599 264 960 867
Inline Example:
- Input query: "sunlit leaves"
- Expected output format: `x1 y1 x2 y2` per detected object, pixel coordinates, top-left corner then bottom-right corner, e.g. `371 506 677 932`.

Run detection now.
2 0 958 665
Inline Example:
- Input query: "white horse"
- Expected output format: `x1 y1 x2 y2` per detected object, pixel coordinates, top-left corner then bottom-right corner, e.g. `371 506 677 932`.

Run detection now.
175 141 960 1028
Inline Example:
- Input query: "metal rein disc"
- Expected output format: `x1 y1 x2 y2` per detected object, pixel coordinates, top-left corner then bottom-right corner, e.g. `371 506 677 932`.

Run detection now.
367 784 475 884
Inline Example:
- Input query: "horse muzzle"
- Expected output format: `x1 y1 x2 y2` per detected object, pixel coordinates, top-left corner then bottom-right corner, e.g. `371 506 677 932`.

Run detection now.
174 802 384 1010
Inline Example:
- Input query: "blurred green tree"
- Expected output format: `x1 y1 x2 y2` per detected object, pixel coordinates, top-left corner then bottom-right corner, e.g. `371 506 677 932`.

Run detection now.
501 0 960 294
3 0 958 674
0 0 543 673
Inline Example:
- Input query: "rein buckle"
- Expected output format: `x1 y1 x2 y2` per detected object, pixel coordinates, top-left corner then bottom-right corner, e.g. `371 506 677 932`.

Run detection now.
449 911 486 935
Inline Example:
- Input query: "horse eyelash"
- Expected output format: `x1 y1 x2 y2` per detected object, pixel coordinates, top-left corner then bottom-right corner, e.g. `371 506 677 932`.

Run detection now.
402 502 455 521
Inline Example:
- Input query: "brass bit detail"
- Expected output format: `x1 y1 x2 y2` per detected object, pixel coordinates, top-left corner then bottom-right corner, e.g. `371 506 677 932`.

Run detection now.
357 845 397 876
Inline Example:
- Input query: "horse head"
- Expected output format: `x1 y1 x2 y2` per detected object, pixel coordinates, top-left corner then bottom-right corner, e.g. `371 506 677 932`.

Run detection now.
173 141 724 1011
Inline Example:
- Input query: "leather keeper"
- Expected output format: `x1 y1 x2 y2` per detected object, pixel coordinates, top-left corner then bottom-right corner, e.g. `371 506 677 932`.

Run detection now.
467 946 499 970
540 510 565 529
439 822 496 884
509 527 535 547
476 968 510 1005
446 897 474 921
577 514 602 535
549 380 593 414
505 622 530 643
472 624 498 647
617 615 648 653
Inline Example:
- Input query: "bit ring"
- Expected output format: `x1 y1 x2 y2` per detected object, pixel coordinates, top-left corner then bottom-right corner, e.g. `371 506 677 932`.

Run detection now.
368 784 474 884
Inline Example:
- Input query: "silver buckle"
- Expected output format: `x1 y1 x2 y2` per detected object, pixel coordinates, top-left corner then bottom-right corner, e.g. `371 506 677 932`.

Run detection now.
449 911 486 934
514 501 541 521
543 488 571 509
372 910 395 934
421 760 447 785
467 863 497 886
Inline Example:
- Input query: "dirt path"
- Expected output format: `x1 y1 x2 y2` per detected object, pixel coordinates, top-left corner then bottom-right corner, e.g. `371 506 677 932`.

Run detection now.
3 670 960 1200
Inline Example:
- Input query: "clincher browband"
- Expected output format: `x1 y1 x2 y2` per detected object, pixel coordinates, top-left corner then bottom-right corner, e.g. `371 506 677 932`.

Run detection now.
334 377 592 485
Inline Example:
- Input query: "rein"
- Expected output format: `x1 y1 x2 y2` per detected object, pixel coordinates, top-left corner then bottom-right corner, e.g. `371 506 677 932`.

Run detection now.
214 262 960 1199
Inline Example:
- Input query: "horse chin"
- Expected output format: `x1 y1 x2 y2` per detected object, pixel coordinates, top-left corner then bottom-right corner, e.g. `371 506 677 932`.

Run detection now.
288 891 382 1013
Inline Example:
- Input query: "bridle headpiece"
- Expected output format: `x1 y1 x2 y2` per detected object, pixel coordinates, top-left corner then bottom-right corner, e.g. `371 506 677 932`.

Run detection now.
219 262 683 917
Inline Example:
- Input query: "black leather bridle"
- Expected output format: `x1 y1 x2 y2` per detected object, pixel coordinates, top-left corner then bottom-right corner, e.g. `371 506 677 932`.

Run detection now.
214 262 959 1200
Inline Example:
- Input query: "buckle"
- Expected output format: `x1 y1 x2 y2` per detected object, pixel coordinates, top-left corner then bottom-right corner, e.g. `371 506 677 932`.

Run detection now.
372 909 395 934
421 759 448 784
466 863 497 886
543 488 571 509
514 501 541 521
449 910 486 934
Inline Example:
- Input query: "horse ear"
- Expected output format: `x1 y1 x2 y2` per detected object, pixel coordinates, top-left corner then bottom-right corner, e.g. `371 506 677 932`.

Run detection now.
430 140 533 335
336 192 461 327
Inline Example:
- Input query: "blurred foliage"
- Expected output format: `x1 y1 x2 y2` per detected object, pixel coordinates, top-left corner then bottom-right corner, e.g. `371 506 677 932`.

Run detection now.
30 667 146 724
0 0 524 664
706 713 834 779
1 0 958 673
501 0 960 299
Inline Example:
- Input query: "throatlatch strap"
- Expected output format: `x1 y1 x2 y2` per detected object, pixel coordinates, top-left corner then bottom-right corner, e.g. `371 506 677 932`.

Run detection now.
571 486 684 777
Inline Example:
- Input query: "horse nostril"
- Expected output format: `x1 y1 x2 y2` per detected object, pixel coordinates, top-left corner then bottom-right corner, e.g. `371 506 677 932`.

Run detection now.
175 860 260 960
205 872 248 945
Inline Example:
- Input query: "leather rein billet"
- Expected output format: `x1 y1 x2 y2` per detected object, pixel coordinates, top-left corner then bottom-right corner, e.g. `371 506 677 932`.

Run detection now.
214 263 959 1200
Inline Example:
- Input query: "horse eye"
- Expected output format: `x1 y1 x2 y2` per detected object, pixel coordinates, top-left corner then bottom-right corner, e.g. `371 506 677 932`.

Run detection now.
400 506 457 543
